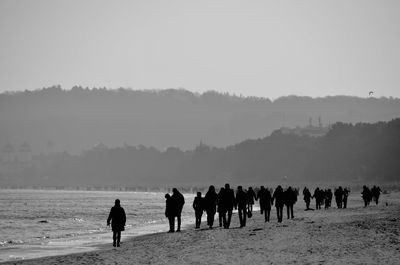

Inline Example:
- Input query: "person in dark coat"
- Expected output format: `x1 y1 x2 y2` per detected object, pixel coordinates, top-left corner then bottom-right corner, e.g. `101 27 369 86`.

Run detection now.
217 187 225 227
247 187 256 214
272 185 285 223
361 185 372 207
192 192 204 229
334 186 344 209
165 193 174 232
326 189 333 209
342 188 350 208
303 187 312 210
284 186 297 219
257 186 266 214
257 186 272 222
204 185 218 229
313 187 322 210
221 183 236 228
236 186 248 227
107 199 126 247
371 185 381 205
171 188 185 232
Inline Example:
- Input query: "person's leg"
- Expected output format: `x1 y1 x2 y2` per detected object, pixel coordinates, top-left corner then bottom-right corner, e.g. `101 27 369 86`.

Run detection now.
112 231 116 247
286 205 290 219
290 205 294 219
117 231 121 247
267 209 270 222
238 208 243 227
227 210 232 228
243 207 247 227
276 207 279 221
168 216 174 232
177 215 181 231
264 208 267 222
209 213 214 228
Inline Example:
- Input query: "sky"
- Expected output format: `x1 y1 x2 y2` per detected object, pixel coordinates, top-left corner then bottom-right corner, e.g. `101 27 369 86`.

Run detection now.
0 0 399 99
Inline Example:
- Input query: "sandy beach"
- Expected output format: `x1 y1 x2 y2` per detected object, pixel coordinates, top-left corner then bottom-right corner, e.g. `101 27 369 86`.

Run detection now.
2 192 400 265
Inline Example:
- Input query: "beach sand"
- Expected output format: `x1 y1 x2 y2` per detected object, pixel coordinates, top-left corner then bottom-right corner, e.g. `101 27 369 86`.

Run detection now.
2 192 400 265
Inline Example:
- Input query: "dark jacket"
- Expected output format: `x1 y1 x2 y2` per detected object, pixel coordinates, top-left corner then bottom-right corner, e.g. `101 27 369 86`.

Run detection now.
193 196 204 213
222 188 236 211
204 191 218 214
171 191 185 217
236 190 248 208
107 206 126 232
273 186 285 207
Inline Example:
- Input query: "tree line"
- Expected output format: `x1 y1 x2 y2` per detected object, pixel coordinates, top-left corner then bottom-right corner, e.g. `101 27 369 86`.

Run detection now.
2 118 399 186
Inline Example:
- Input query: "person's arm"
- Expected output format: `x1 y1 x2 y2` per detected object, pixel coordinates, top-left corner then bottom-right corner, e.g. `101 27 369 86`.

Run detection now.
122 208 126 227
107 208 113 226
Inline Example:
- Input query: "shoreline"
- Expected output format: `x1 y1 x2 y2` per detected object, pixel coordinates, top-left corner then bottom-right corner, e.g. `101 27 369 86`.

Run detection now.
2 192 400 264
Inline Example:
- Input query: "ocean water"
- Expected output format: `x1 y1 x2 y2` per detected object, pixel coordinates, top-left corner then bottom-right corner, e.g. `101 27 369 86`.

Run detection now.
0 189 195 262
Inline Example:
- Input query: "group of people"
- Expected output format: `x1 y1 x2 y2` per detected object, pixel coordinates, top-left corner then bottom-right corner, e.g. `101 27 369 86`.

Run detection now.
190 184 299 229
303 186 350 210
361 185 382 207
165 188 185 232
105 184 382 247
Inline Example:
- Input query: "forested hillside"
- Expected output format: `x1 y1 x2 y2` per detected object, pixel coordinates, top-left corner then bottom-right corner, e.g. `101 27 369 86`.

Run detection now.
1 119 399 187
0 86 399 154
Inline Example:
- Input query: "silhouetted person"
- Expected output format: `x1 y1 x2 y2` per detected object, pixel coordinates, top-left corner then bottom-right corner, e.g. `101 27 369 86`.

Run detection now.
326 189 333 209
221 183 236 228
334 187 343 208
272 185 285 223
303 187 312 210
165 193 174 232
313 188 322 210
171 188 185 232
371 185 381 205
107 199 126 247
236 186 248 227
247 187 256 214
361 185 372 207
217 187 225 227
342 188 350 208
204 185 218 229
284 186 297 219
192 192 204 229
257 186 272 221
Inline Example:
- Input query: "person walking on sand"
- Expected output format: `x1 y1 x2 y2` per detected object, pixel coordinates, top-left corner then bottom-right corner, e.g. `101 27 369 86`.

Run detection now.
221 183 236 228
165 193 175 232
217 187 225 227
107 199 126 247
284 186 297 219
192 192 204 229
334 186 344 209
236 186 248 227
257 186 266 215
303 187 312 210
342 188 350 209
371 185 381 205
272 185 285 223
361 185 372 207
171 188 185 232
247 187 256 215
204 185 218 229
257 186 272 222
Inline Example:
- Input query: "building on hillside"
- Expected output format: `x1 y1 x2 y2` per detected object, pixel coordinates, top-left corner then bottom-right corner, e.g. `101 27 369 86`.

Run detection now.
280 116 331 137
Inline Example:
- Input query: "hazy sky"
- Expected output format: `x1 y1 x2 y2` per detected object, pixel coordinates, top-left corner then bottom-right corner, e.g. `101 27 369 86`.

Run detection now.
1 0 399 99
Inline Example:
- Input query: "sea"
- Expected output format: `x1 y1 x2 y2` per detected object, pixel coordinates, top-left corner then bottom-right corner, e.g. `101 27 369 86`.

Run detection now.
0 189 195 262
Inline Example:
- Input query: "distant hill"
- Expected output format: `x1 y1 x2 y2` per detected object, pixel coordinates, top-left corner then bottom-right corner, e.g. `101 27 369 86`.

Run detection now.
0 86 399 155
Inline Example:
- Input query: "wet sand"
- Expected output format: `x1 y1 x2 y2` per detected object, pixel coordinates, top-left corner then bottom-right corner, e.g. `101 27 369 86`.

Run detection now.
2 192 400 265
